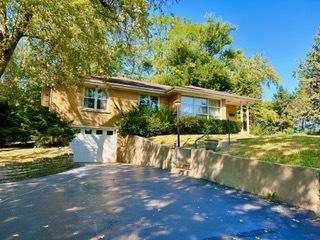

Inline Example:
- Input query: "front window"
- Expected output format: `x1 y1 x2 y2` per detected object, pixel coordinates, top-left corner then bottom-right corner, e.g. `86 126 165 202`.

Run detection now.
181 96 221 118
83 88 108 110
139 95 159 110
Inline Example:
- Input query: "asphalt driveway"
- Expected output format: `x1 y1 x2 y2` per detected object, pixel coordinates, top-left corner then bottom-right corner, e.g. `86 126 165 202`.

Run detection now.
0 164 319 240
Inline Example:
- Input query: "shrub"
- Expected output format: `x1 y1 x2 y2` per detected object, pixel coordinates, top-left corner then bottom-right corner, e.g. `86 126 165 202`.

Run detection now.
117 107 176 137
118 108 242 137
179 116 242 134
0 98 75 147
27 107 76 147
251 125 278 136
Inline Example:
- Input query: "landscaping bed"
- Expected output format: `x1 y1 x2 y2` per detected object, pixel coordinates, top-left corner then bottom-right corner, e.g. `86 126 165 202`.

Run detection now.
0 147 73 183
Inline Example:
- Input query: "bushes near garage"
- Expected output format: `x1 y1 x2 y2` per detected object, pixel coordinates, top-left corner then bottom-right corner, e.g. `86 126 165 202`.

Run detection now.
0 98 76 147
117 107 242 137
117 107 176 137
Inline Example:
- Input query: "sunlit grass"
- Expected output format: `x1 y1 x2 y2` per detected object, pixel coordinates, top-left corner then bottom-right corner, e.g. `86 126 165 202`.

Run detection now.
148 132 254 148
219 134 320 168
0 147 71 166
149 133 320 168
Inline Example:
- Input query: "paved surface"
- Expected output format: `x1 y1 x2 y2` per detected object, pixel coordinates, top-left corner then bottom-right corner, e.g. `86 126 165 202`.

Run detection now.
0 164 319 240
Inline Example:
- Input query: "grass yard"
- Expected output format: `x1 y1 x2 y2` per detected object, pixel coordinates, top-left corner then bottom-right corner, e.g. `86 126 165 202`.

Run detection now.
0 147 71 166
148 132 254 148
0 147 73 182
149 133 320 168
219 134 320 168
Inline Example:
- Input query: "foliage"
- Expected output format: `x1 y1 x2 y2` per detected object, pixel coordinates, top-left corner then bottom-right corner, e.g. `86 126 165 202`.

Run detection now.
251 86 296 134
296 33 320 123
0 0 170 84
0 98 76 147
179 116 242 135
117 107 176 137
250 125 277 136
123 16 279 98
272 86 295 131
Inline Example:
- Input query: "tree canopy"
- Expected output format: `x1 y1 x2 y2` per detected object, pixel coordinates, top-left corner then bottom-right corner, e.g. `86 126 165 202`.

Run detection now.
0 0 170 85
297 33 320 122
122 16 279 98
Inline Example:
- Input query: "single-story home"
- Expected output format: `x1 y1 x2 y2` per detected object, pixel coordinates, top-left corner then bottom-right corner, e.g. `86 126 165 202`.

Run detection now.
41 76 255 163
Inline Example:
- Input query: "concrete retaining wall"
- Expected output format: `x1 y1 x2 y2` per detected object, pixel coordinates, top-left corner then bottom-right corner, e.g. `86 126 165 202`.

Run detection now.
117 135 320 214
117 135 173 169
189 149 320 214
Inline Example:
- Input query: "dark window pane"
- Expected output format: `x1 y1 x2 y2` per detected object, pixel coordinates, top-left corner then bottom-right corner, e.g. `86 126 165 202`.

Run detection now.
97 99 107 110
106 131 113 135
96 130 103 135
84 98 95 109
139 95 149 106
150 96 159 110
85 129 92 134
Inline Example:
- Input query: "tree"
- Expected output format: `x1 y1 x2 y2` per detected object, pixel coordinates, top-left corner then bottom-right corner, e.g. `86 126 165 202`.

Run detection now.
289 83 314 130
122 16 279 98
0 0 170 84
297 33 320 122
272 86 295 131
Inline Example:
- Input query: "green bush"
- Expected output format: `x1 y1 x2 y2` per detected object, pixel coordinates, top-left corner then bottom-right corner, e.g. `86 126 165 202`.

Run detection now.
251 125 278 136
28 107 76 147
0 98 75 147
117 107 176 137
118 108 242 137
179 116 242 134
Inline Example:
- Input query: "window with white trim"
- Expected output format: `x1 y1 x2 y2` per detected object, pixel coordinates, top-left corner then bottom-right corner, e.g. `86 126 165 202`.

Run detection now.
139 95 159 110
83 88 108 110
181 96 221 118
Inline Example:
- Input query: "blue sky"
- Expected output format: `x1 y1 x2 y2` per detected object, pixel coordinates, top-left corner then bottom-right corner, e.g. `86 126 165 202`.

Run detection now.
166 0 320 100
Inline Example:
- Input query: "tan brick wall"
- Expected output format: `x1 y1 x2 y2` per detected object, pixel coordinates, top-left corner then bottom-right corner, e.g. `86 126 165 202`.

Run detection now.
226 105 238 121
49 86 171 127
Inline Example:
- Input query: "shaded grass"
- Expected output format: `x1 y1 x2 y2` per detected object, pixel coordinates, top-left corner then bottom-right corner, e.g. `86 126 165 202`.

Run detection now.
219 134 320 168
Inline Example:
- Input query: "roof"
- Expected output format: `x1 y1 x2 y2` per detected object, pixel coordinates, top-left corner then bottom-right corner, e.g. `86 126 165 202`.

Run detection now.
91 76 171 92
88 76 257 104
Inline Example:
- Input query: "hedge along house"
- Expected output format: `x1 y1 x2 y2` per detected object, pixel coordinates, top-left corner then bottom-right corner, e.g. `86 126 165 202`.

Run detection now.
41 76 256 163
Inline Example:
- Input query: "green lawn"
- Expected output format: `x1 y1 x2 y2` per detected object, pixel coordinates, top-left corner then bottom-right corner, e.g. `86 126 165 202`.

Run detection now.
149 133 320 168
148 132 254 148
219 134 320 168
0 147 71 166
0 147 73 182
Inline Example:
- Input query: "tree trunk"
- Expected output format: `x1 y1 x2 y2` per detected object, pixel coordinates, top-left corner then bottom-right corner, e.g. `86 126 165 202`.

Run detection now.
0 5 32 78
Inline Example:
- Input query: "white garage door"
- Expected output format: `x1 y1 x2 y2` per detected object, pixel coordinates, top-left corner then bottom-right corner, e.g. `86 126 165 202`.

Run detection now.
70 128 117 163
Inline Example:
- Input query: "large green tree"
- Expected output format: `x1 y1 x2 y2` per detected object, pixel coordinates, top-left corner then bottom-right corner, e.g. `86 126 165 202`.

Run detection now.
0 0 170 85
123 16 279 98
297 33 320 122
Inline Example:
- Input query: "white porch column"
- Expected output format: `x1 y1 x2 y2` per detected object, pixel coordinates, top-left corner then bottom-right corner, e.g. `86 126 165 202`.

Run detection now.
240 104 244 132
246 104 250 133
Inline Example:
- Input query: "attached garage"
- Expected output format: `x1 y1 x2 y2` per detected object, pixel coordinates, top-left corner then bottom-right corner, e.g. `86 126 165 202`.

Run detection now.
70 127 117 163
